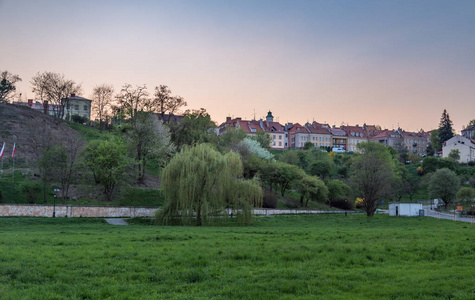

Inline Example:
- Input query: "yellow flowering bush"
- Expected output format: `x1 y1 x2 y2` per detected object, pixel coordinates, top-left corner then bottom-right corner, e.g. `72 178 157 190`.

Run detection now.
355 197 364 209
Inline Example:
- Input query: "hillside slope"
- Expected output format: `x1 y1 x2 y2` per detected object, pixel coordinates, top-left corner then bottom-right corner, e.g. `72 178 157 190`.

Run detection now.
0 102 80 164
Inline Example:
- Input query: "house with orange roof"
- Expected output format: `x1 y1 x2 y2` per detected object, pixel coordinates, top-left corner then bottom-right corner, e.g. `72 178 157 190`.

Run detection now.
305 122 332 149
285 123 311 149
400 130 427 155
369 129 403 148
218 111 285 150
341 125 368 152
330 127 348 151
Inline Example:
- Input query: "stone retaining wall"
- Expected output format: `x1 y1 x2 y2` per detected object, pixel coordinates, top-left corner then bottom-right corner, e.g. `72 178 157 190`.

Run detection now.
0 204 158 218
0 204 355 218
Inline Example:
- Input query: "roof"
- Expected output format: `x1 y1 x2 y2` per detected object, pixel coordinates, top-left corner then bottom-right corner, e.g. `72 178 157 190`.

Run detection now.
330 128 347 136
306 122 332 135
218 117 284 134
64 95 92 102
341 125 367 138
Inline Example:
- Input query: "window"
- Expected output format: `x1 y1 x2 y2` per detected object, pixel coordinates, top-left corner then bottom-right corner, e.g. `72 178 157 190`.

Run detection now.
279 135 282 139
84 105 88 111
273 135 276 139
279 142 282 146
74 105 79 110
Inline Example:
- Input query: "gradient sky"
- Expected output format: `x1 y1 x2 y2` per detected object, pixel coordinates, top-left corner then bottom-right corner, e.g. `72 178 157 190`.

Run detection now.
1 0 474 132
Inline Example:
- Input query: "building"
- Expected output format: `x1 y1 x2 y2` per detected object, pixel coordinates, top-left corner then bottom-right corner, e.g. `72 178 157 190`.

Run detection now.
442 135 475 163
341 125 368 152
370 129 403 148
400 130 428 155
218 111 285 150
305 122 332 149
389 203 423 217
285 123 310 149
330 127 348 150
462 125 475 140
64 94 92 121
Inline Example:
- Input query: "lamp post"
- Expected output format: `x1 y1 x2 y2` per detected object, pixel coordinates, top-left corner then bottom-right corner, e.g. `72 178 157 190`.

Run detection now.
53 188 60 217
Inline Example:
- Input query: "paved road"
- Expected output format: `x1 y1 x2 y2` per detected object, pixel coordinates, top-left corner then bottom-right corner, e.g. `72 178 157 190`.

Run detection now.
423 206 475 224
104 218 128 225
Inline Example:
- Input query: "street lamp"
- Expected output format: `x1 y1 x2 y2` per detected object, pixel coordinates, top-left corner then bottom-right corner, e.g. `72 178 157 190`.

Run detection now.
53 188 60 217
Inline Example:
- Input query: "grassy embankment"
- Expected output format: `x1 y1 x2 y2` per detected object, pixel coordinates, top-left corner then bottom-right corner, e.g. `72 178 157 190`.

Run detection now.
0 214 473 299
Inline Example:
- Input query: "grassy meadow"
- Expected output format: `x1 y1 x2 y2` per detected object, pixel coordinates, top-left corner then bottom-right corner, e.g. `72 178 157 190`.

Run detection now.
0 215 474 299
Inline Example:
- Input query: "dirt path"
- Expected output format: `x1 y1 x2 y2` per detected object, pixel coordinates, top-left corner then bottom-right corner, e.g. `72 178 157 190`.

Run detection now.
104 218 128 225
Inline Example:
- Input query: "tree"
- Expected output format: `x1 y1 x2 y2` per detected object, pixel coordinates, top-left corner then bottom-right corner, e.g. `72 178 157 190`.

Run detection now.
0 70 21 102
326 179 351 203
429 168 460 209
150 85 187 117
215 127 247 153
351 142 396 216
457 187 475 214
30 72 82 119
296 175 328 207
309 160 332 179
239 138 274 160
430 129 441 152
124 113 175 184
438 109 454 147
156 144 262 226
169 108 215 149
465 119 475 129
91 84 114 133
260 161 305 196
82 139 130 201
303 142 314 150
280 150 299 165
448 149 460 161
115 83 148 120
250 131 272 149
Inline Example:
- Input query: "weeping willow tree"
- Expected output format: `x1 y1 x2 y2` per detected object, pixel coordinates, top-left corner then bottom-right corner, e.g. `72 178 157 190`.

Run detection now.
156 143 262 226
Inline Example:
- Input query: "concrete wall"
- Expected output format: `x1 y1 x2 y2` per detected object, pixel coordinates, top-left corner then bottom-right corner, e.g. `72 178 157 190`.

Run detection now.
0 205 356 218
0 204 158 218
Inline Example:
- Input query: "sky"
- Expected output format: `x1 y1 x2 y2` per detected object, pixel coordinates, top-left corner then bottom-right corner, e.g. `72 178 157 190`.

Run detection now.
1 0 474 132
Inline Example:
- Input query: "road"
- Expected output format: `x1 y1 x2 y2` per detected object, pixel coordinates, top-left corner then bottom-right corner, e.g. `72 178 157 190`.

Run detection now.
422 205 475 224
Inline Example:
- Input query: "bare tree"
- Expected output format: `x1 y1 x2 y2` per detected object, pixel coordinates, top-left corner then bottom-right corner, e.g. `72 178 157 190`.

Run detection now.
91 84 114 133
0 70 22 102
115 83 148 120
30 72 82 119
152 85 187 118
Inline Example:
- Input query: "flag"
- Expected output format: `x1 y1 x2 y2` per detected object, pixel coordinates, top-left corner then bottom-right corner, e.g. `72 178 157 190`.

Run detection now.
0 142 5 158
12 143 16 159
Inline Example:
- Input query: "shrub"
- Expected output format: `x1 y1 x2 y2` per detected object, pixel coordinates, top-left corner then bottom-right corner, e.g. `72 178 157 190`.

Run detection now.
71 115 88 124
262 189 277 209
468 161 475 167
355 197 364 209
329 199 353 210
20 181 42 204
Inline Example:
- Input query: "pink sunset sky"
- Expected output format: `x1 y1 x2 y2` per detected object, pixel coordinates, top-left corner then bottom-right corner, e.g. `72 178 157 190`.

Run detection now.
1 0 474 132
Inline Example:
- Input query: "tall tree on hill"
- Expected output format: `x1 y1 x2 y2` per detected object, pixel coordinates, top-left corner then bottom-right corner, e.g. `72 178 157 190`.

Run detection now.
115 83 148 121
351 142 396 217
438 109 454 147
150 85 187 118
30 72 82 119
91 84 114 133
168 108 215 149
0 70 22 102
124 113 175 184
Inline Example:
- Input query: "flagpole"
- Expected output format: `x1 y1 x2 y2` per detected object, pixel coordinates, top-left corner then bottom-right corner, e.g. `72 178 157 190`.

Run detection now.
12 143 15 182
0 157 3 180
0 142 4 180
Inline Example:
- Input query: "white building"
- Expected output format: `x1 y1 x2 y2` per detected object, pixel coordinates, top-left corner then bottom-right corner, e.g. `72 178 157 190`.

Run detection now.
442 135 475 163
389 203 423 217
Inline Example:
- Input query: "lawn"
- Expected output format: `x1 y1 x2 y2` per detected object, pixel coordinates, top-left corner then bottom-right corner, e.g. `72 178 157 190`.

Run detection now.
0 215 474 299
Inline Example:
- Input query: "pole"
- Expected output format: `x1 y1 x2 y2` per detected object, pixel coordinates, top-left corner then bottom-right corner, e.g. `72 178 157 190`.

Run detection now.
53 194 56 218
0 157 3 180
12 156 14 182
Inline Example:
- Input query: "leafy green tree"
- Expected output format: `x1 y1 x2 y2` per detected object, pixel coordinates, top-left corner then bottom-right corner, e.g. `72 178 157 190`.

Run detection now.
250 131 272 149
430 129 441 152
448 149 460 161
310 160 332 179
438 109 454 146
83 139 130 201
169 108 215 149
124 113 174 183
0 70 21 102
156 144 262 226
351 142 396 216
260 161 305 196
215 127 247 153
303 142 314 150
457 187 475 213
20 181 42 203
326 179 351 203
465 119 475 129
280 150 299 165
296 175 328 207
429 168 460 209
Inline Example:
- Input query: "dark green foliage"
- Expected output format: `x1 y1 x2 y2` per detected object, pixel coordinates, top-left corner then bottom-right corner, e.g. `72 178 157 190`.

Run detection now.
328 198 354 210
19 181 42 203
310 160 332 179
326 179 351 203
0 70 21 102
250 131 272 149
82 138 131 201
168 108 215 150
438 109 454 146
262 188 277 208
118 187 164 206
71 115 88 124
429 168 460 209
303 142 314 150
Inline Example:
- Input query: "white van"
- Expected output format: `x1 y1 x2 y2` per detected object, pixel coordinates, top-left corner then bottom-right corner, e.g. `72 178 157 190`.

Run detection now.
332 147 346 153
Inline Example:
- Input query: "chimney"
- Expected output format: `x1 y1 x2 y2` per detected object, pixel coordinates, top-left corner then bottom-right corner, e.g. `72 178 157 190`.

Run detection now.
236 117 241 121
28 99 33 107
71 93 75 97
226 117 231 122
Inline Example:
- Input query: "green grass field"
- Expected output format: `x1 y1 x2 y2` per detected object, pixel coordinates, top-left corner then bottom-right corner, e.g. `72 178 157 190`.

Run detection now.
0 215 474 299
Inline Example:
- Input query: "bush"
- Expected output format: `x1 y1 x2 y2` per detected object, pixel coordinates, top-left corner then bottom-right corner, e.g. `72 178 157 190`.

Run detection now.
328 199 354 210
71 115 88 124
20 181 42 204
468 161 475 167
262 189 277 208
355 197 364 209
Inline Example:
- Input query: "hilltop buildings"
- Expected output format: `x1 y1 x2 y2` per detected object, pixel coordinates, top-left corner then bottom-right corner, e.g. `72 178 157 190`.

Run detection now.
218 111 431 155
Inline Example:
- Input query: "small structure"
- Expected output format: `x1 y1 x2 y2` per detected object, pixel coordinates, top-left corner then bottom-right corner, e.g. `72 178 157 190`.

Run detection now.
389 203 423 217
